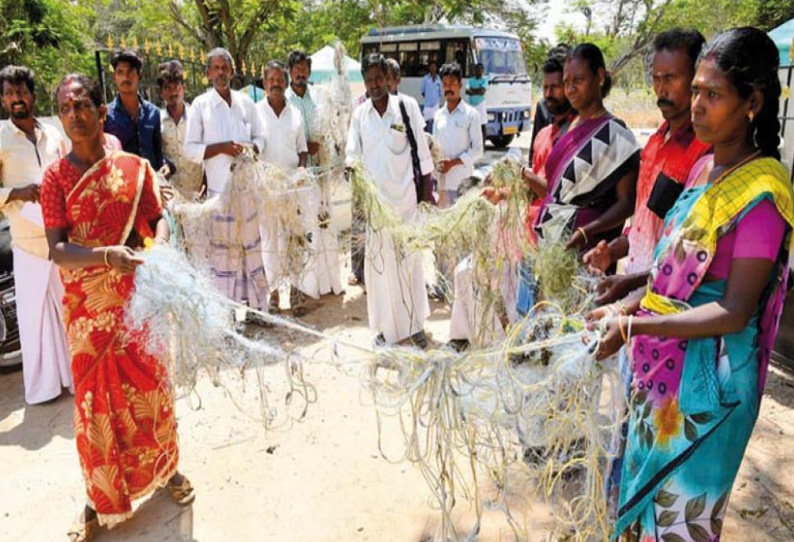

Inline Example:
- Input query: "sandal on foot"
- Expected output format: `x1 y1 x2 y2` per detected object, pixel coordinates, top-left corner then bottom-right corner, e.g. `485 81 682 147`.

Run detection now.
268 291 280 314
67 517 98 542
167 476 196 506
290 288 307 317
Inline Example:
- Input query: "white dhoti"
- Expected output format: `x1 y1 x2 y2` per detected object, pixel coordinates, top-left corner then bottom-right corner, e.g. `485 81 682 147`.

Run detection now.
423 105 439 123
365 228 429 344
261 192 307 293
449 255 519 347
299 182 343 298
261 216 287 290
13 247 73 404
475 101 487 125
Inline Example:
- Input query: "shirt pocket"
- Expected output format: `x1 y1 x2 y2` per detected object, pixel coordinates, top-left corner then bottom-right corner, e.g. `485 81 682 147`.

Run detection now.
453 117 469 130
388 128 410 154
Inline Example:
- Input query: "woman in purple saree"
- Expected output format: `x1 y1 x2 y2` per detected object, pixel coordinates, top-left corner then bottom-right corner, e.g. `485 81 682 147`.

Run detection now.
516 43 640 315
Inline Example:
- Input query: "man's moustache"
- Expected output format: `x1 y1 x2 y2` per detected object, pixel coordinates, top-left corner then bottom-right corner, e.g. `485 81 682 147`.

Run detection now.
657 99 674 108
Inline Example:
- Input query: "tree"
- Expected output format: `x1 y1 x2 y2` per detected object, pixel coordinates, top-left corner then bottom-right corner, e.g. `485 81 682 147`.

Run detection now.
1 0 93 114
163 0 300 71
560 0 769 79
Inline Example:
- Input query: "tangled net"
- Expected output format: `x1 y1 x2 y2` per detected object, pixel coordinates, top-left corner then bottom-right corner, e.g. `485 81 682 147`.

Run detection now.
365 262 622 541
125 56 626 538
126 243 322 425
127 234 623 542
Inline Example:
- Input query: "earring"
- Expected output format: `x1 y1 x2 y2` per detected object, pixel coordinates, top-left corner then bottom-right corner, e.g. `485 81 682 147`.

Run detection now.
748 110 755 122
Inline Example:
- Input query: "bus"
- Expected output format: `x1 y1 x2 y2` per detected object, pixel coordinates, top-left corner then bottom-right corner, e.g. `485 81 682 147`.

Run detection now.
360 25 532 148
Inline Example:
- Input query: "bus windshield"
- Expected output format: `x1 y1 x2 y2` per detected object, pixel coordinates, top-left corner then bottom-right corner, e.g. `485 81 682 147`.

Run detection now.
475 37 527 77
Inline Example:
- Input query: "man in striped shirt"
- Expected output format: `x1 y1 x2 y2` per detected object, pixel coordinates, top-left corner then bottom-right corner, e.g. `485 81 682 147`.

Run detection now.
286 50 320 167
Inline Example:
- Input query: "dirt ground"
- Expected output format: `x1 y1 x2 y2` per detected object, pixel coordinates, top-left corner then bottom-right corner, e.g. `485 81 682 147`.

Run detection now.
2 280 794 542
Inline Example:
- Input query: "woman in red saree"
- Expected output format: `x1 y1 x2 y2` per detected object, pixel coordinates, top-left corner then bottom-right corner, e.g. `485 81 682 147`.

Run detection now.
40 74 193 542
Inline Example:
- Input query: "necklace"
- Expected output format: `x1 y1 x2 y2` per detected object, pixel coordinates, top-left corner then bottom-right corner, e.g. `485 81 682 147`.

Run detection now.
569 107 607 130
707 150 760 186
66 150 104 173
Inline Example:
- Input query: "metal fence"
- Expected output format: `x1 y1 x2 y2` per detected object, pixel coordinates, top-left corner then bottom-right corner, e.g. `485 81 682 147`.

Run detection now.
93 46 264 106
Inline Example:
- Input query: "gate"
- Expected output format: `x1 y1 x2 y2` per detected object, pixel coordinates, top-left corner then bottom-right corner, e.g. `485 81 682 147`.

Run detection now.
94 37 264 106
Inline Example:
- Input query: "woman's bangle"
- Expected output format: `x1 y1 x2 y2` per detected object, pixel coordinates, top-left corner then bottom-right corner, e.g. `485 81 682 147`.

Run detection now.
616 300 627 315
627 315 634 342
577 227 589 245
618 314 628 343
103 248 111 267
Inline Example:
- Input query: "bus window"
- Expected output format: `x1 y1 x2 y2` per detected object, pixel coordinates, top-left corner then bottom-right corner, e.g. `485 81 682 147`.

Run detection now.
443 39 469 76
474 37 528 77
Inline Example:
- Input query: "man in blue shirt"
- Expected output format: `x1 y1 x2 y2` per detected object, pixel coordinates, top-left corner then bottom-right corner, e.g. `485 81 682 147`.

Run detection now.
104 49 164 171
419 60 442 133
465 62 489 142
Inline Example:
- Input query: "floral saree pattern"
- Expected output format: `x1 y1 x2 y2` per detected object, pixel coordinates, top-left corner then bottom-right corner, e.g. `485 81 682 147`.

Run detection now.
615 158 794 541
40 151 178 528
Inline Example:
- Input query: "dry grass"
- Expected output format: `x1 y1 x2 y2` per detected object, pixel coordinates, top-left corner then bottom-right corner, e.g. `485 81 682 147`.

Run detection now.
531 87 662 130
607 87 663 130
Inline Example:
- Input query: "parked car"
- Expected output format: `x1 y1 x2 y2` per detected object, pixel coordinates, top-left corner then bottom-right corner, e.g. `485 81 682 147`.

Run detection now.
0 218 21 368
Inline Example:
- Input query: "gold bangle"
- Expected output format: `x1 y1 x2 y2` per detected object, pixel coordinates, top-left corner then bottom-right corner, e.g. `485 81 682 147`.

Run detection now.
577 227 589 245
616 300 627 315
618 315 628 343
103 248 111 267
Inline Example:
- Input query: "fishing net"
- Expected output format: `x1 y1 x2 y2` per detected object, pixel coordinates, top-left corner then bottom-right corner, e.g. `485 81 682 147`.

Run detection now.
123 51 626 539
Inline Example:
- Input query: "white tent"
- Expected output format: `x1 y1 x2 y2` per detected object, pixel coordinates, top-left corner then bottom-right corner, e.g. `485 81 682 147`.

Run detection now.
309 45 363 83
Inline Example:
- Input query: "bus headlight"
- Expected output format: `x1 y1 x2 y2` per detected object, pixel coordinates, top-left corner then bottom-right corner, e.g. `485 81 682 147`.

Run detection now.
488 112 496 122
523 110 531 119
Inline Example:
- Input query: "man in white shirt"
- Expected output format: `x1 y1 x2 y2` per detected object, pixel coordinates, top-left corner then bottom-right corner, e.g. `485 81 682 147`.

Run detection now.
433 62 483 208
157 60 204 199
256 60 309 316
419 60 442 133
183 48 268 312
0 65 72 404
346 54 434 347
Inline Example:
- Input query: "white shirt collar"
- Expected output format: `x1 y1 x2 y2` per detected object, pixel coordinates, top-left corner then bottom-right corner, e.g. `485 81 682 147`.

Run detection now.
209 87 238 108
263 98 292 119
363 93 399 119
6 117 44 143
441 99 465 116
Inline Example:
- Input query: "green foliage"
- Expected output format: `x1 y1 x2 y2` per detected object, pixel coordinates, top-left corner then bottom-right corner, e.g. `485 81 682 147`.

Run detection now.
555 0 781 90
1 0 93 115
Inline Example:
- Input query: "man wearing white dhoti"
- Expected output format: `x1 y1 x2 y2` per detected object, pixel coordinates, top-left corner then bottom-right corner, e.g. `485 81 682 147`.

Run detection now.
345 54 434 347
287 50 344 301
0 65 72 404
183 48 268 311
257 60 310 316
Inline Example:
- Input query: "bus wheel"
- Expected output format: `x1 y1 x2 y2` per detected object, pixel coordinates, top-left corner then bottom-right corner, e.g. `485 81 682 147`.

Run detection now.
489 134 514 149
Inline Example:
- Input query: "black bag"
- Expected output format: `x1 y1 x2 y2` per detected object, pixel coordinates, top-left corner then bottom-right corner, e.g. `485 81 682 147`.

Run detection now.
398 98 429 203
646 172 684 219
